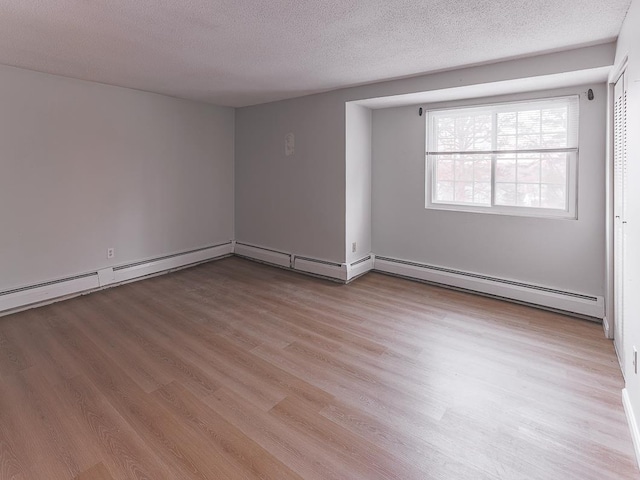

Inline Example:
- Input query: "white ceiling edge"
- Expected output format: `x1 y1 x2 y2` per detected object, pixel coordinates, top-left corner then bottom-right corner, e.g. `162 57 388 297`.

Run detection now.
353 66 612 110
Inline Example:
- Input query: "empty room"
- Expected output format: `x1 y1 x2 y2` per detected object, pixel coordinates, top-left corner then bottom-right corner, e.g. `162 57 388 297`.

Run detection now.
1 0 640 479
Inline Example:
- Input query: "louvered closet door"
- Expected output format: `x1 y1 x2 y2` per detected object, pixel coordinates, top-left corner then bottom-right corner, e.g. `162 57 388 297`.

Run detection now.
613 70 627 371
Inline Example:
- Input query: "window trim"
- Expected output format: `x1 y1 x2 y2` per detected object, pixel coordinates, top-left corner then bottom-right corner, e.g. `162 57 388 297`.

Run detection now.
424 95 579 220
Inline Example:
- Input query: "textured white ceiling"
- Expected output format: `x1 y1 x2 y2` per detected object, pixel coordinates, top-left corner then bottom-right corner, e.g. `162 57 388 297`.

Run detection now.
0 0 632 107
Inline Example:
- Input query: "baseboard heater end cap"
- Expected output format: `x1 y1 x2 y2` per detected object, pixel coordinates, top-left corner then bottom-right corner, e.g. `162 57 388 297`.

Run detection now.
346 254 375 282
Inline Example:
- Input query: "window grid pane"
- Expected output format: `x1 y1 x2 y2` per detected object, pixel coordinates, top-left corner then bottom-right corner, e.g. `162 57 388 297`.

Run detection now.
427 96 576 215
433 154 491 205
494 153 568 209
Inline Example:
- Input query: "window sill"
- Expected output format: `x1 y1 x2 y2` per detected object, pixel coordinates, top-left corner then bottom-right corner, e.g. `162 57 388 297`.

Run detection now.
425 202 577 220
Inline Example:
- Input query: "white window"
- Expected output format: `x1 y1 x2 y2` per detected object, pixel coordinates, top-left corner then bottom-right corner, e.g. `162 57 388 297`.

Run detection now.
425 95 579 218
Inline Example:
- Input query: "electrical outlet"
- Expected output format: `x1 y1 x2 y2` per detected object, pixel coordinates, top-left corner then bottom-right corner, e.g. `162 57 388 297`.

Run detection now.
634 346 638 375
107 247 115 259
352 242 357 253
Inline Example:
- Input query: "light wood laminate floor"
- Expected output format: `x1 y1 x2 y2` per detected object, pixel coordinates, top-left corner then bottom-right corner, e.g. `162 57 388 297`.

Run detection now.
0 256 637 479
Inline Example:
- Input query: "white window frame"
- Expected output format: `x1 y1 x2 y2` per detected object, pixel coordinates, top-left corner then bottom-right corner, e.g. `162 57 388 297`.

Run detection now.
425 95 579 219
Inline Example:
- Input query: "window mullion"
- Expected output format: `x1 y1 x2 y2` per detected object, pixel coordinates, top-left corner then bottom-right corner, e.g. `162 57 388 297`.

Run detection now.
491 111 497 207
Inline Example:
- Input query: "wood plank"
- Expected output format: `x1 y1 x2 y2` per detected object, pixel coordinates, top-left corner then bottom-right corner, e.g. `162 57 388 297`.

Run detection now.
0 256 635 479
270 395 429 479
0 423 27 480
207 387 365 480
4 310 81 387
75 463 115 480
0 323 31 375
152 381 305 479
50 323 244 480
55 374 173 480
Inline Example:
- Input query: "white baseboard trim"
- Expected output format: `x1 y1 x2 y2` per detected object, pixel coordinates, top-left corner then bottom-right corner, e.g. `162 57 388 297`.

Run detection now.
373 256 604 319
0 242 233 316
235 243 292 268
346 255 374 282
623 388 640 470
602 316 612 338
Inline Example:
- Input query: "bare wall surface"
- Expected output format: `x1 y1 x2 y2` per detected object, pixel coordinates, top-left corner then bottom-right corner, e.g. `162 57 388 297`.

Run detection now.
345 103 372 263
0 64 234 292
372 85 607 297
235 92 347 262
234 44 615 264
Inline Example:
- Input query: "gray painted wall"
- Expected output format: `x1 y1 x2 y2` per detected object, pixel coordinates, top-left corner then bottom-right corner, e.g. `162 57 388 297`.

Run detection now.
372 85 607 296
0 64 235 292
235 43 615 264
0 43 615 296
345 103 372 263
235 92 347 262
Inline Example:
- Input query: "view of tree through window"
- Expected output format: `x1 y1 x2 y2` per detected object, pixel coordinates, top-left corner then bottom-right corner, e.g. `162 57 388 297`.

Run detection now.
426 96 578 217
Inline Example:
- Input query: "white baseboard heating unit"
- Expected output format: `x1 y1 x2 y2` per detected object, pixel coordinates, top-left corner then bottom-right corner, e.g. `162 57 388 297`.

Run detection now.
346 255 374 282
0 273 101 316
234 243 292 268
373 256 604 319
3 244 598 320
0 242 233 316
234 243 374 283
293 256 347 281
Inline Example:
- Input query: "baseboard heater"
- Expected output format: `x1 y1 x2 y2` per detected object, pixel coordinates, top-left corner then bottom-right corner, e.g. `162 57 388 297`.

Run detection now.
294 256 347 282
234 243 374 283
0 272 101 316
234 243 292 268
346 254 374 282
0 242 233 316
373 256 604 319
